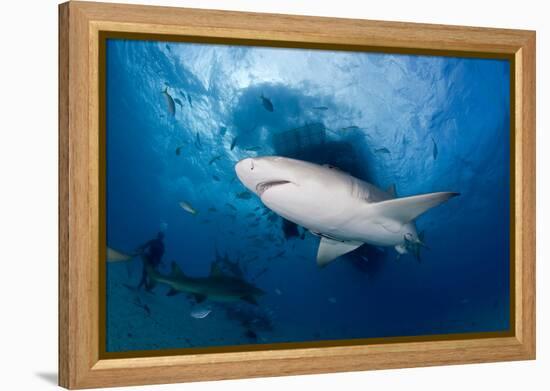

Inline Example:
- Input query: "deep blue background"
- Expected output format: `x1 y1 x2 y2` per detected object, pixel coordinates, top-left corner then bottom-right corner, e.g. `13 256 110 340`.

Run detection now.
105 39 510 352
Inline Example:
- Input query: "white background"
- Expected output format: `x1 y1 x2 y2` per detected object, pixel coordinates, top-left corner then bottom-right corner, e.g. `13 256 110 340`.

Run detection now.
0 0 547 389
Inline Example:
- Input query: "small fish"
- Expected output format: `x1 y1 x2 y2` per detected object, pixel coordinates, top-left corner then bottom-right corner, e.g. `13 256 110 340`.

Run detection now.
328 297 337 304
253 206 261 211
246 212 255 218
245 146 262 152
220 126 227 136
260 94 274 112
208 207 217 212
190 306 212 319
275 288 282 296
201 219 211 224
209 155 222 165
274 250 285 258
161 87 176 116
230 136 238 151
179 201 198 215
165 44 171 52
212 175 221 182
261 209 270 216
174 98 183 108
375 147 391 154
267 214 278 222
226 203 237 211
313 106 329 111
236 191 253 200
187 93 193 107
175 146 183 156
431 137 438 160
106 247 133 262
341 125 359 131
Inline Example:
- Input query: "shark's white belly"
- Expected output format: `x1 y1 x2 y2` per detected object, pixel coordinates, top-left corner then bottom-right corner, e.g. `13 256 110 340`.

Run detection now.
261 184 407 247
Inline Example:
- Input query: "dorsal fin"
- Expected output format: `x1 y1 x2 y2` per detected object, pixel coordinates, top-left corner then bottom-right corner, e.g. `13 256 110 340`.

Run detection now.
171 262 185 278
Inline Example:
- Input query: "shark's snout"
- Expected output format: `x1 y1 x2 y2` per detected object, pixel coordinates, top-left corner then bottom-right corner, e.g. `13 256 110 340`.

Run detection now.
235 157 253 174
235 157 295 198
235 158 257 193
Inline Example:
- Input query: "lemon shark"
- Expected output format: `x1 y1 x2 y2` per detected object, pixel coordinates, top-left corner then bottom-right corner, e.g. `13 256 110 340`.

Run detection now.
235 156 459 267
147 262 264 305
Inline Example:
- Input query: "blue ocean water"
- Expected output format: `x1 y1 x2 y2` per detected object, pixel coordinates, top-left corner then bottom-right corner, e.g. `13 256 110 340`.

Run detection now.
105 38 511 353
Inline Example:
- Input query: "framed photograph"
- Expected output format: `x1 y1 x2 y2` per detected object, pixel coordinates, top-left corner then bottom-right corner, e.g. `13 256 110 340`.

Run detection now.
59 1 536 389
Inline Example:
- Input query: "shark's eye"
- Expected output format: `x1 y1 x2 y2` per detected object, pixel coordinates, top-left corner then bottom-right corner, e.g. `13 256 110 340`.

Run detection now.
250 161 254 170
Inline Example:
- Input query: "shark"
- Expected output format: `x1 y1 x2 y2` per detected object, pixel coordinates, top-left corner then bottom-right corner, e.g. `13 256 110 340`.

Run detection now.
147 262 264 305
235 156 459 267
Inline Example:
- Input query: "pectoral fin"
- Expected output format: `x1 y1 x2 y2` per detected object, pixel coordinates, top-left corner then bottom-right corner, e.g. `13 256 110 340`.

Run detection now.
316 237 362 267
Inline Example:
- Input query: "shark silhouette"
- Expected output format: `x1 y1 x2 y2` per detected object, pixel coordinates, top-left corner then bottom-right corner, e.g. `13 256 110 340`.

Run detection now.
147 262 264 305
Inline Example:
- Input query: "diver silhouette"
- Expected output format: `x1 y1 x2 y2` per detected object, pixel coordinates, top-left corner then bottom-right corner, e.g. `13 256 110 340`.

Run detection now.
136 231 165 291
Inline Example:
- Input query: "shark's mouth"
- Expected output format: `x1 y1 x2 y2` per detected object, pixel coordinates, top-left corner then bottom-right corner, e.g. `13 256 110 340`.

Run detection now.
256 180 291 196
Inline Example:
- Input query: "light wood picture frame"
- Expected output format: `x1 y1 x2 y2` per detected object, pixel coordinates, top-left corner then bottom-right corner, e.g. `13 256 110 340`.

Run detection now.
59 1 536 389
